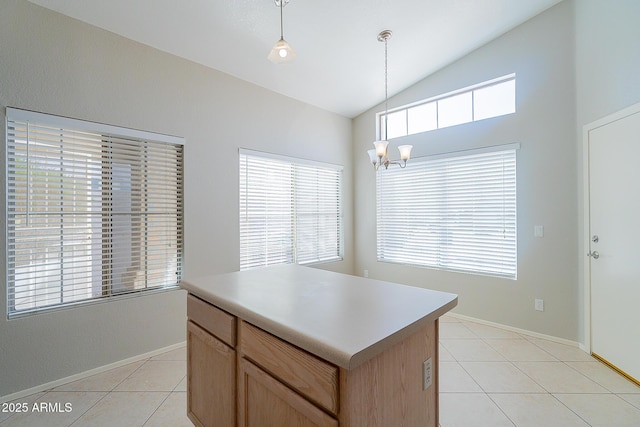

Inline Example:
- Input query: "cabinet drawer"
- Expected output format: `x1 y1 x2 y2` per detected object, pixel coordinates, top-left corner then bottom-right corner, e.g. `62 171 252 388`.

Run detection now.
240 321 339 415
187 294 236 347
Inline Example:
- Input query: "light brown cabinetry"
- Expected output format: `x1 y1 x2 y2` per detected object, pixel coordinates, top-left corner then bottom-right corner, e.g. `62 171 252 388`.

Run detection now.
187 321 236 427
240 321 339 415
186 292 439 427
186 295 237 427
238 358 338 427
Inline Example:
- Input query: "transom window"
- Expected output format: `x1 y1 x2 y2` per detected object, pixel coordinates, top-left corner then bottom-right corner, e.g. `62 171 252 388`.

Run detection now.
376 145 518 279
239 149 343 270
380 74 516 140
5 108 184 317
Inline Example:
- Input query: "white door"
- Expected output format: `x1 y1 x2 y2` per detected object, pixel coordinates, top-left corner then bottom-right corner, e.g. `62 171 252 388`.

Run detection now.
588 105 640 383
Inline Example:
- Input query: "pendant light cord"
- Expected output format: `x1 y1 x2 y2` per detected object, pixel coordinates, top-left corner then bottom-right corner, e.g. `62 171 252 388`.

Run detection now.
280 0 284 38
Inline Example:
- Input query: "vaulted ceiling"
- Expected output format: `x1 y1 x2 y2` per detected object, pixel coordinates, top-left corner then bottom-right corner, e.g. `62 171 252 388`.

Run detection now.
28 0 561 118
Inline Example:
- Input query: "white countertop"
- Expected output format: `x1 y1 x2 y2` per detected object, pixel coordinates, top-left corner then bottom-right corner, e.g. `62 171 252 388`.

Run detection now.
180 264 458 370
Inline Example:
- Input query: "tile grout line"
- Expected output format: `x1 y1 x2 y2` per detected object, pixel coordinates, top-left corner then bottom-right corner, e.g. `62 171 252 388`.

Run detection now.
141 392 173 427
547 393 594 427
65 390 110 427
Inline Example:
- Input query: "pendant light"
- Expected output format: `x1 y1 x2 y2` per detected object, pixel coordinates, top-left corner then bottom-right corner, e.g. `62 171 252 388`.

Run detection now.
367 30 412 170
268 0 296 63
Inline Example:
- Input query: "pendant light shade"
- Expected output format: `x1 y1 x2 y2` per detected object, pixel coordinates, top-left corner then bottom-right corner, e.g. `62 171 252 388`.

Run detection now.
268 0 296 63
268 38 296 63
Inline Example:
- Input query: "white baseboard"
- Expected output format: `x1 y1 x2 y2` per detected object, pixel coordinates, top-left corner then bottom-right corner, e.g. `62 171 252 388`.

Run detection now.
445 312 584 349
1 341 186 404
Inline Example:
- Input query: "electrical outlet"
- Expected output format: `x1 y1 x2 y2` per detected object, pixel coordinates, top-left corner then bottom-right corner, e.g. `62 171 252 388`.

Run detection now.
363 269 369 278
423 357 432 390
535 298 544 312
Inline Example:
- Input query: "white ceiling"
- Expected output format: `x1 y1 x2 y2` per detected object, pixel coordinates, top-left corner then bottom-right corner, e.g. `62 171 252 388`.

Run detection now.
28 0 561 118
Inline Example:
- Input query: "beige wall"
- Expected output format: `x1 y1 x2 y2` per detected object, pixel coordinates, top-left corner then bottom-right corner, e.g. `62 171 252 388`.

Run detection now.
574 0 640 343
0 0 353 397
354 1 579 340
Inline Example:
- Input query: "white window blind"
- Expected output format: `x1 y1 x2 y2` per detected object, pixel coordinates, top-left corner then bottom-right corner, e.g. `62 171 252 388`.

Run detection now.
239 149 343 270
6 108 184 317
377 145 517 279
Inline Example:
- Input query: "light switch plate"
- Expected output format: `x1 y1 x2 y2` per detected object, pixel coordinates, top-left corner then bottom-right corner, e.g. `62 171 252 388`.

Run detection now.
534 225 544 238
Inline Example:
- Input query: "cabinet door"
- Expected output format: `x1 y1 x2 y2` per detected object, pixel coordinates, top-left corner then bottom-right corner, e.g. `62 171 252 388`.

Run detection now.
238 358 338 427
187 320 236 427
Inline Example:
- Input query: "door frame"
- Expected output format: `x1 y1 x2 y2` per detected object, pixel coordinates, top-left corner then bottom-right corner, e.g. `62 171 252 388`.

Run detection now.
582 102 640 354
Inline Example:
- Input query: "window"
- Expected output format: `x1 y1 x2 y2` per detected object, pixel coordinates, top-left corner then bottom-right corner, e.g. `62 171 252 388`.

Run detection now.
437 92 473 129
376 145 518 279
473 78 516 121
380 74 516 139
6 108 184 317
239 149 343 270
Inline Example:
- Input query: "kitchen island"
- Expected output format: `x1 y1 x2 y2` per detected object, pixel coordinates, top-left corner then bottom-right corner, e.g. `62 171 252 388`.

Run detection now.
180 264 458 427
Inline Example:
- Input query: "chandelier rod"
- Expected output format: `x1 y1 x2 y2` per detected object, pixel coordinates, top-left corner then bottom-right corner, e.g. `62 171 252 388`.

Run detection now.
384 33 388 141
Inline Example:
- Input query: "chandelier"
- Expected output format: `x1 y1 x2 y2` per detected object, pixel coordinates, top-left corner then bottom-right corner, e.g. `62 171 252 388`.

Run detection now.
367 30 412 170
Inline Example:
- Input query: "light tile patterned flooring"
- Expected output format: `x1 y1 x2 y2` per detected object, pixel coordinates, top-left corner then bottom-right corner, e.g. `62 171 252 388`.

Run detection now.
1 315 639 426
0 348 191 427
438 315 640 427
